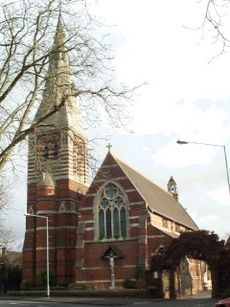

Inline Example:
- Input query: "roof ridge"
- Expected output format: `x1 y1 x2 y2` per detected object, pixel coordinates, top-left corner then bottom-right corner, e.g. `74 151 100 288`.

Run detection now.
110 152 198 230
113 154 172 197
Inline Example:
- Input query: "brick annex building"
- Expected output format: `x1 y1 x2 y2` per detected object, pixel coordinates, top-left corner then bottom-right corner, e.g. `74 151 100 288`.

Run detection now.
22 16 208 295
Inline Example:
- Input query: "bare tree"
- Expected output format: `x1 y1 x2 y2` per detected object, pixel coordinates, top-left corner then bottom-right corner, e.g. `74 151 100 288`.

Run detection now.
200 0 230 60
0 228 15 249
0 0 136 171
0 174 15 248
0 175 7 213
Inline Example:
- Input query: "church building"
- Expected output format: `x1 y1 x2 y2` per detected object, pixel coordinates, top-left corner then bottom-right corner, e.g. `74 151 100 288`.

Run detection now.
75 153 200 291
22 15 203 293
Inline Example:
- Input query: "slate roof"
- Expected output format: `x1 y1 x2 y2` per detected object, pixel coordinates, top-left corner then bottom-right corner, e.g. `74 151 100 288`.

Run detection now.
114 155 198 231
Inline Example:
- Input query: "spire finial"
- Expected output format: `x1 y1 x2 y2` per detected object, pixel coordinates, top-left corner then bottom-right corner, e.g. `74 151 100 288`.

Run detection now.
54 0 65 48
58 0 62 19
106 143 112 152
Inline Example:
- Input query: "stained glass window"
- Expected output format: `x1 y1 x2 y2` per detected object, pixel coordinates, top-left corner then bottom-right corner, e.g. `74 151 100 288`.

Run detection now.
106 210 112 238
98 183 127 240
113 208 119 238
120 207 127 237
99 209 105 239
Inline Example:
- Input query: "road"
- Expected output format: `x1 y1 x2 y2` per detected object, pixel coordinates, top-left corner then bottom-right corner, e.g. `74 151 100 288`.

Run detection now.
0 293 218 307
0 297 218 307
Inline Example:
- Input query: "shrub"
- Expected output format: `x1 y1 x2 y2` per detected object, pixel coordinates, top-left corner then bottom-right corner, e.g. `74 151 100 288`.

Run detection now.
135 265 145 280
7 265 22 290
123 279 136 289
38 269 55 287
221 287 230 298
69 282 92 290
80 283 92 290
51 285 66 290
20 280 31 291
67 283 78 290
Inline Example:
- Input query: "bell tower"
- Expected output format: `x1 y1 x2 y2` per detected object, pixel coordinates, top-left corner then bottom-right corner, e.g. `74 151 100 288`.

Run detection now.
167 176 178 201
23 13 88 286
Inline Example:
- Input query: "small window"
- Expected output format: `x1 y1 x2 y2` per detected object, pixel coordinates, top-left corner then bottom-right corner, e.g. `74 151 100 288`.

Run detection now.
44 146 49 159
162 218 168 229
175 224 180 233
53 144 58 157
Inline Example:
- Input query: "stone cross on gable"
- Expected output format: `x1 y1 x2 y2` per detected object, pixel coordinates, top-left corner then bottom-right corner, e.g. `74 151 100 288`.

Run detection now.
106 143 112 152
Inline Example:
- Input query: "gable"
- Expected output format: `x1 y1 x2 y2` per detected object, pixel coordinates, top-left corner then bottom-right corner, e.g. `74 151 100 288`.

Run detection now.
85 153 144 204
85 152 198 231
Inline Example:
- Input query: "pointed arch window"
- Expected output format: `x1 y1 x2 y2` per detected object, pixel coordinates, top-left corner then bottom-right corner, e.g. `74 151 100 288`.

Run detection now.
98 183 127 240
53 144 58 157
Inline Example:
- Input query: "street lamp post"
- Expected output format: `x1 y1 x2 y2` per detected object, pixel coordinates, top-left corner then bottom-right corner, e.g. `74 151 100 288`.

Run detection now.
176 139 230 199
25 213 50 297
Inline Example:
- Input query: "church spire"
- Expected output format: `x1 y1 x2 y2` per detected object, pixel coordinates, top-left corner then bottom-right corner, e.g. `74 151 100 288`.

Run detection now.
28 12 88 185
34 12 85 137
53 7 66 53
24 7 88 287
35 11 70 121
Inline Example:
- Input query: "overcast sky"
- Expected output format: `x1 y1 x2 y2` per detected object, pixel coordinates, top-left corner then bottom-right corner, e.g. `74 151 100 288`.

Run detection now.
5 0 230 249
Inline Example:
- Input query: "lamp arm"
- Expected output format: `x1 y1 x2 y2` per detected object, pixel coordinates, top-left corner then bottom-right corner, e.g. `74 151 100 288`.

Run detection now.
223 146 230 199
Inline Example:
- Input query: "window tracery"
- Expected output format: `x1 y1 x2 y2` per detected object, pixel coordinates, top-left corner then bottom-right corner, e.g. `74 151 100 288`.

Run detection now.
98 183 127 240
36 132 60 160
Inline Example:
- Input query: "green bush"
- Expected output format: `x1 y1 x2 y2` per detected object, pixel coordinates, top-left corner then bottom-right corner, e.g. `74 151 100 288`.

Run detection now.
51 285 66 290
70 282 92 290
135 265 145 280
20 280 31 291
38 269 55 287
67 283 78 290
123 279 136 289
221 287 230 298
80 283 92 290
7 265 22 290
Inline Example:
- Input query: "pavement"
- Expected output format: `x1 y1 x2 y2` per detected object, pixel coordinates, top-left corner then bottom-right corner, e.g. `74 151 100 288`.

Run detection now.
0 295 163 306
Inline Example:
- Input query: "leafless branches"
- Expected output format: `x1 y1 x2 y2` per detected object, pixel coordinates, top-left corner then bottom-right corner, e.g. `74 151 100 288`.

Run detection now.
200 0 230 61
0 174 8 212
0 0 137 171
0 174 15 248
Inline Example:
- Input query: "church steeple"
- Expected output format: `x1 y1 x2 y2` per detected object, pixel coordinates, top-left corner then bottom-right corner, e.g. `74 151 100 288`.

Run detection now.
53 8 66 51
24 13 88 287
34 12 85 137
28 13 88 185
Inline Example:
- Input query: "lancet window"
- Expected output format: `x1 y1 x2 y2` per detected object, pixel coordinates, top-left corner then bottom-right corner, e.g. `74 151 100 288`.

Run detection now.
98 183 127 240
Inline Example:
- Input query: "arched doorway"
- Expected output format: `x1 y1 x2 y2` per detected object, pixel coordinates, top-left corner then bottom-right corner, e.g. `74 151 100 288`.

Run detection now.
147 230 228 298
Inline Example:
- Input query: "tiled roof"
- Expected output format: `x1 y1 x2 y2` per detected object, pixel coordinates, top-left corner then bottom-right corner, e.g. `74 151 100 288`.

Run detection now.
115 156 198 231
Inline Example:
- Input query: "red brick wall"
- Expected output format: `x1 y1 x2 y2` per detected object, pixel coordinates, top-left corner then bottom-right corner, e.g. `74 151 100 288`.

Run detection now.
23 152 197 291
22 178 87 286
75 154 171 289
